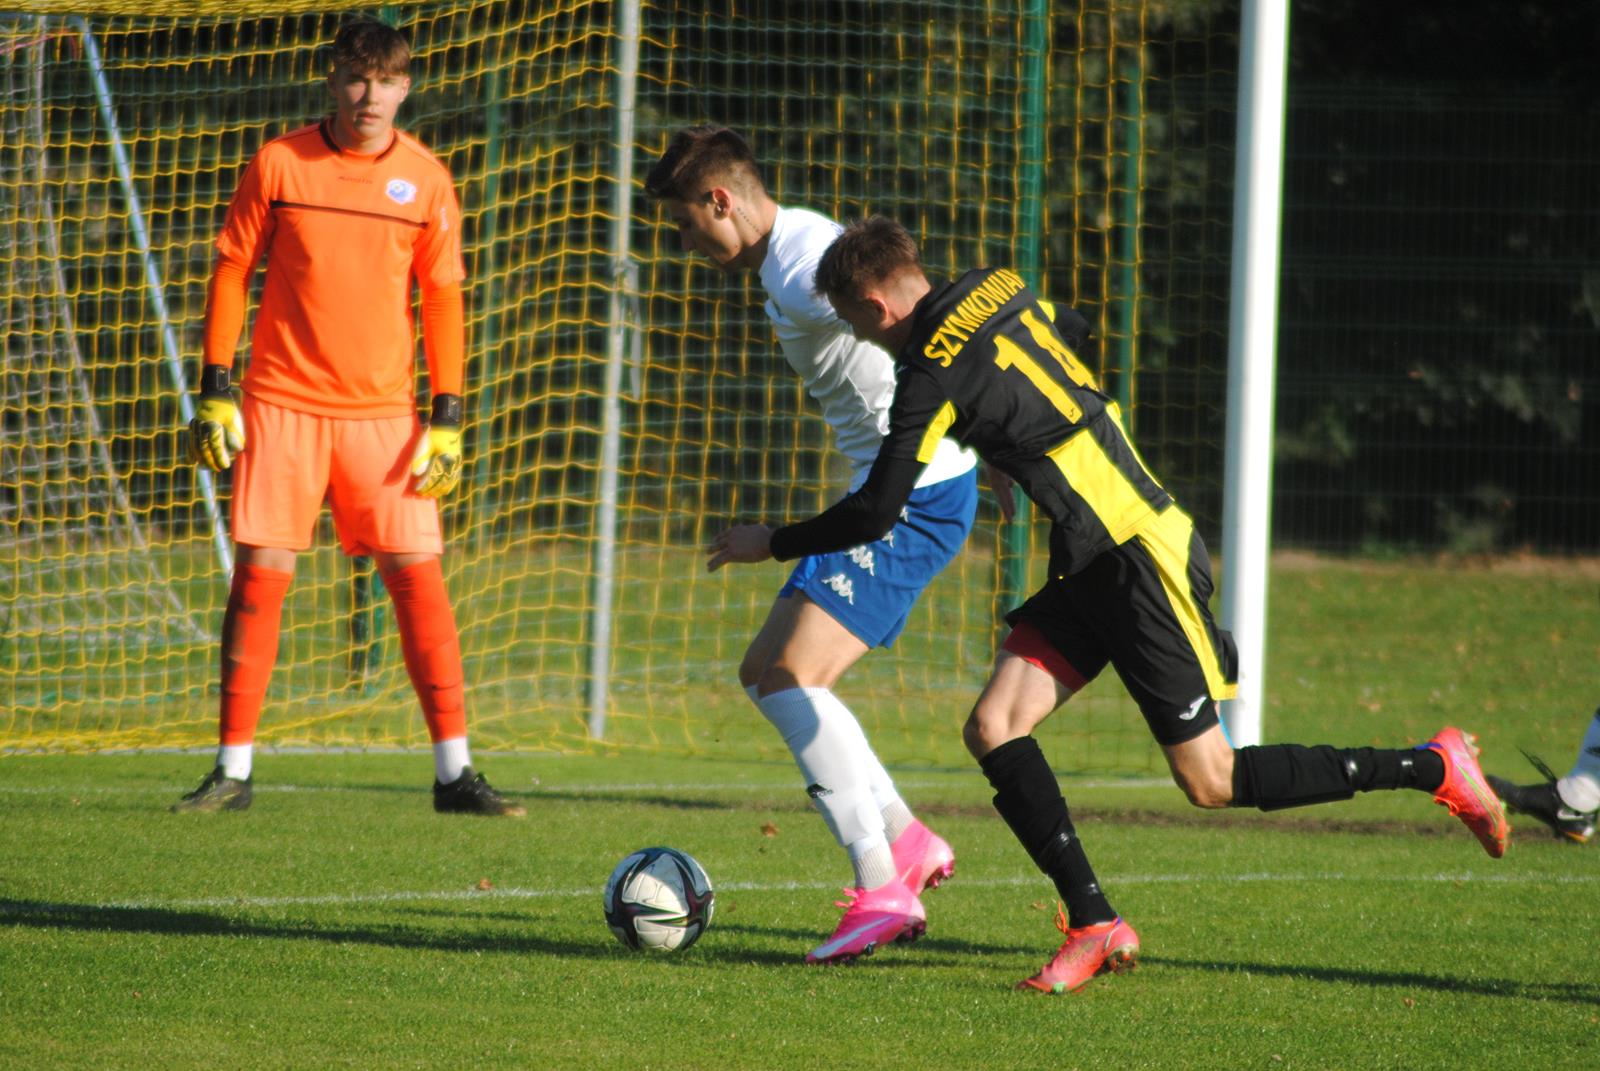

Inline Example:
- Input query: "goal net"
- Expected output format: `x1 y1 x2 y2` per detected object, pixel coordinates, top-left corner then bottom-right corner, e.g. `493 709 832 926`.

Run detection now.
0 1 1234 771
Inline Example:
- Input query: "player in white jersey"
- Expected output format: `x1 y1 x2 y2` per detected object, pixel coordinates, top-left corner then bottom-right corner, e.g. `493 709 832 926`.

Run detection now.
646 126 981 963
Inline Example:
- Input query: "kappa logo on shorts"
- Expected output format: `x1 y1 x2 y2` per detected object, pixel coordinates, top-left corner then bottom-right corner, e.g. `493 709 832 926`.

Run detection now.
1179 695 1207 721
846 545 877 576
821 572 856 605
386 178 418 205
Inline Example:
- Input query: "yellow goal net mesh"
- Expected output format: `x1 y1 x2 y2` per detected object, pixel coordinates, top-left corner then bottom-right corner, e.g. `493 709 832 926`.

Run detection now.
1 1 1233 770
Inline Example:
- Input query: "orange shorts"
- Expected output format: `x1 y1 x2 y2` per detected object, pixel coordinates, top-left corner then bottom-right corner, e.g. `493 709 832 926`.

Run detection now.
231 394 443 556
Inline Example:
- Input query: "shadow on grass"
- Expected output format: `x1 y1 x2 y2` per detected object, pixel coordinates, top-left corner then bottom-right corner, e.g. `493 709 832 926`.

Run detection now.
0 897 1042 971
1149 953 1600 1007
706 920 1037 962
251 781 793 814
0 897 794 967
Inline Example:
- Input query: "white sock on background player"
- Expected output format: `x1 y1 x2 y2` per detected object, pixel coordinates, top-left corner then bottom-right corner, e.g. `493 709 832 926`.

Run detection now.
747 684 917 850
217 743 252 781
433 736 471 784
1559 709 1600 813
757 686 897 888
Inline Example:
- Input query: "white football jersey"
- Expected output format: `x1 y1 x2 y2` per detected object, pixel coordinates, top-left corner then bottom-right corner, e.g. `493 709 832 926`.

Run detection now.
759 205 975 490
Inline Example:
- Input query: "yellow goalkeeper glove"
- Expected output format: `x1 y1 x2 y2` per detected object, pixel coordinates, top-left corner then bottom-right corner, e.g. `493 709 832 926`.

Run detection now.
188 364 245 471
410 393 464 498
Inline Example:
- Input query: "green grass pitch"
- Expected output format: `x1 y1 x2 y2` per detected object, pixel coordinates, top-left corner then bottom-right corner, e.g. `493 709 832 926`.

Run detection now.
3 556 1599 1069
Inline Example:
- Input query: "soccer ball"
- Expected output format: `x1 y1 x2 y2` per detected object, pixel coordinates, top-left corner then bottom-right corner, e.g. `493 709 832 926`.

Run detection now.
602 846 715 953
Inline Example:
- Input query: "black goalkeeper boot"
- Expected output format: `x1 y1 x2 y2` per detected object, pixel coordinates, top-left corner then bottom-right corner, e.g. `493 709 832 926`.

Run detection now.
433 766 526 817
171 766 253 813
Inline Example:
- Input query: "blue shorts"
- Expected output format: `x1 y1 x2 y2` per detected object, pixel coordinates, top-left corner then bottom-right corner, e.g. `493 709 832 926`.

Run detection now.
779 469 978 648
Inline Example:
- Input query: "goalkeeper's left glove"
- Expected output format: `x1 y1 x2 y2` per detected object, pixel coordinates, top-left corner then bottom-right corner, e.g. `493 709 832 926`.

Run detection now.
410 393 464 498
188 363 245 471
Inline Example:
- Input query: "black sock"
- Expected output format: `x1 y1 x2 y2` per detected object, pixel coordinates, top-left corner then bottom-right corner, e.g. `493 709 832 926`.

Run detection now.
1232 744 1446 810
979 736 1115 928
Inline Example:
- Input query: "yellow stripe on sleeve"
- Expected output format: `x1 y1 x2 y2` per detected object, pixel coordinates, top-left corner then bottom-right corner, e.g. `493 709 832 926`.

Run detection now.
916 401 958 463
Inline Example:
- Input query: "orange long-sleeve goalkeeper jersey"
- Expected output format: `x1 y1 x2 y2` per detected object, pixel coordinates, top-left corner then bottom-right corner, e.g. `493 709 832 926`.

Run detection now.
210 121 466 417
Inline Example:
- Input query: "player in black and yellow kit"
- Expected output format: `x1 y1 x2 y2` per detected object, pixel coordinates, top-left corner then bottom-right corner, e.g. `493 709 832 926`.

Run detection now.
709 216 1511 993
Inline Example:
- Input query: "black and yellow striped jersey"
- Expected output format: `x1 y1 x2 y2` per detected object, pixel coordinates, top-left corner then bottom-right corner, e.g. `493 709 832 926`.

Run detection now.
769 268 1174 578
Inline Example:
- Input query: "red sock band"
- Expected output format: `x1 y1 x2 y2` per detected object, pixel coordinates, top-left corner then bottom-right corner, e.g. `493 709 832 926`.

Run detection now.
218 563 293 746
384 558 467 743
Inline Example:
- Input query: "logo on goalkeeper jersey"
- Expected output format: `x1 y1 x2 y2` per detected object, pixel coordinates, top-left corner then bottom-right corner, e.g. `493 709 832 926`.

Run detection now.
386 178 418 205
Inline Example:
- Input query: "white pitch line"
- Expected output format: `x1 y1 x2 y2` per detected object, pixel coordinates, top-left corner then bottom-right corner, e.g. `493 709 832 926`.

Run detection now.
61 870 1599 914
0 777 1170 796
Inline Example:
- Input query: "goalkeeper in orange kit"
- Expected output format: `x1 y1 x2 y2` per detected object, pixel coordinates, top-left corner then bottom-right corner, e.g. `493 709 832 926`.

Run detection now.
174 18 521 817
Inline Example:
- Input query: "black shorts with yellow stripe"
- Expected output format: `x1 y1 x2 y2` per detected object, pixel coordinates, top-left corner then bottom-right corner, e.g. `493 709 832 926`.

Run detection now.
1003 506 1239 746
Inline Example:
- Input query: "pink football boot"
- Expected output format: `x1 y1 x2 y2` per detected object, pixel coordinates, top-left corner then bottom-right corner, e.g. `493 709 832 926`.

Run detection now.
806 878 927 964
890 818 956 893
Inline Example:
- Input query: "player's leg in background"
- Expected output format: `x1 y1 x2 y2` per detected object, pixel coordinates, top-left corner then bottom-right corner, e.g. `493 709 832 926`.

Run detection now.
1556 707 1600 813
743 592 898 890
1123 506 1507 856
333 411 520 816
375 549 524 817
1164 720 1512 857
219 544 297 776
174 396 331 812
1487 704 1600 843
172 543 294 813
966 644 1139 993
742 592 938 961
746 474 974 897
375 551 468 778
966 643 1114 928
1166 716 1507 857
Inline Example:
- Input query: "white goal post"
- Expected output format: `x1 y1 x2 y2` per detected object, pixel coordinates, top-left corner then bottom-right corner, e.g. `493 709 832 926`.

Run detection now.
1220 0 1290 749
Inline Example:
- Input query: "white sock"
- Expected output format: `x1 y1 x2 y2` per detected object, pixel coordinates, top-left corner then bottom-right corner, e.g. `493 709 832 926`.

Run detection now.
1558 707 1600 813
217 743 252 781
755 683 906 811
433 736 471 784
881 799 916 843
847 837 898 890
757 686 889 858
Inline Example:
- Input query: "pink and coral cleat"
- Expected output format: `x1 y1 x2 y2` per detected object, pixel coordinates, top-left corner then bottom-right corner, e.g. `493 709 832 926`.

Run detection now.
805 878 926 964
890 818 956 893
1423 726 1510 858
1017 907 1139 994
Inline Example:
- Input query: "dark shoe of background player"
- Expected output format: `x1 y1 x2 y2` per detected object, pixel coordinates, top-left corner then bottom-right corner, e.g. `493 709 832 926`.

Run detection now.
171 766 253 813
433 767 526 817
1487 773 1595 845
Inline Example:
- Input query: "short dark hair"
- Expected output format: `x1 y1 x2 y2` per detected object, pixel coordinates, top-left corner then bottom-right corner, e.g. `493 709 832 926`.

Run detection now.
814 216 922 302
644 125 767 203
331 18 410 77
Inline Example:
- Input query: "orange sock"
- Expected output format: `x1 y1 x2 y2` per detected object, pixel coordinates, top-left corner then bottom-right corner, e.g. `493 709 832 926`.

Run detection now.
218 563 293 746
385 559 467 743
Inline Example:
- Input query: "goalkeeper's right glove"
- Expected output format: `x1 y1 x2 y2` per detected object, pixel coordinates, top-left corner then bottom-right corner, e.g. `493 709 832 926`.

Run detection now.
188 363 245 471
